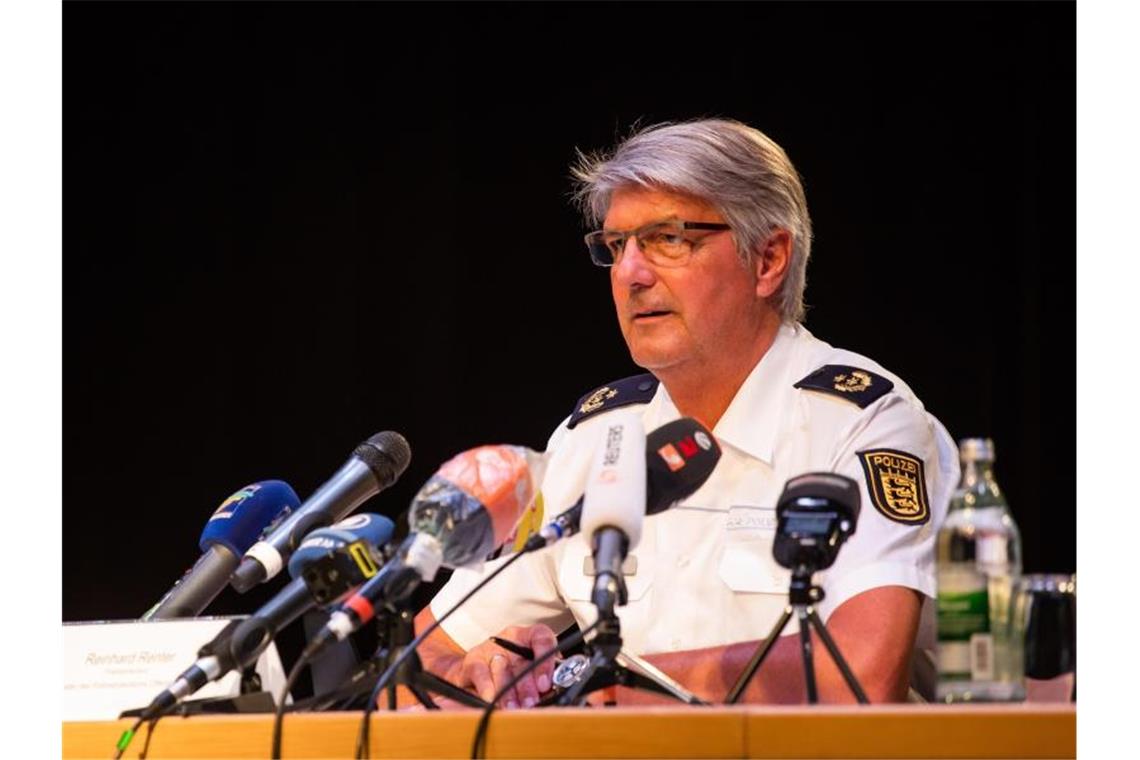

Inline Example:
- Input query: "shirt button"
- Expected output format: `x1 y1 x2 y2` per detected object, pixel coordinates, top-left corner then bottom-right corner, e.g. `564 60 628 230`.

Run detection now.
677 555 689 567
671 639 682 650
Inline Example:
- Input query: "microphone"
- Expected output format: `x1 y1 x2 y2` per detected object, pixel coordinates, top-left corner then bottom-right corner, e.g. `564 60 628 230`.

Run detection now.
305 444 546 652
137 513 395 718
288 513 396 605
402 443 547 580
772 472 860 571
231 431 411 592
142 480 300 621
580 411 646 617
524 417 721 551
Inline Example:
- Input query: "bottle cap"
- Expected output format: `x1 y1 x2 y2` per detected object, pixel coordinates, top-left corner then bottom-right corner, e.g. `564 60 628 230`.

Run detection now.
958 437 996 462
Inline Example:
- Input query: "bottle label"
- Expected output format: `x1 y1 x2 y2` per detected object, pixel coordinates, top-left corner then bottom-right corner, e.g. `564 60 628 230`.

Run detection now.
970 633 995 681
976 533 1008 566
937 568 990 679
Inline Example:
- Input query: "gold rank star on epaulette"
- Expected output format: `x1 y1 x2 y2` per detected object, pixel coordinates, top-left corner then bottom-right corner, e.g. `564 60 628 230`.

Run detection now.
567 373 659 429
793 364 894 409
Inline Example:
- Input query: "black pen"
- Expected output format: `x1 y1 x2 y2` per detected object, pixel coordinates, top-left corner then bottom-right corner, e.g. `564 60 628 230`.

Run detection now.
490 636 535 661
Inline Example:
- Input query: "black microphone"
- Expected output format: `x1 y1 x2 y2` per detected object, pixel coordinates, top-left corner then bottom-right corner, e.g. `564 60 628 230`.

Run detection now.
523 416 722 552
143 481 300 620
138 515 395 719
231 431 411 592
772 472 860 571
135 581 318 722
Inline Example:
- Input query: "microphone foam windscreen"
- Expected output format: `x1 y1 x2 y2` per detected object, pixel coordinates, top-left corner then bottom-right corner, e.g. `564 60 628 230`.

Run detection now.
436 445 541 551
580 411 647 546
287 512 396 578
199 480 300 557
645 417 722 513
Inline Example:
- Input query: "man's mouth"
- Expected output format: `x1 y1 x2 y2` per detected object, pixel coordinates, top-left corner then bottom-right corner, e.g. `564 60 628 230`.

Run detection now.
633 309 673 321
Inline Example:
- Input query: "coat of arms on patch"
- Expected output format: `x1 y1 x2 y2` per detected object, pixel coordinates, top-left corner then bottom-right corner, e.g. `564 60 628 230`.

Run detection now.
856 448 930 525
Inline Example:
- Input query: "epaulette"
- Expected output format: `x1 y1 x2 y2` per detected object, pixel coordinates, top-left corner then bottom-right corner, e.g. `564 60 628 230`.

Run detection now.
793 364 894 409
567 373 659 429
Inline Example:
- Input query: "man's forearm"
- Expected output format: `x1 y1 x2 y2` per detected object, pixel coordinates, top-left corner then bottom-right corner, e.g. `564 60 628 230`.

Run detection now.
612 588 922 705
413 588 919 707
619 632 903 705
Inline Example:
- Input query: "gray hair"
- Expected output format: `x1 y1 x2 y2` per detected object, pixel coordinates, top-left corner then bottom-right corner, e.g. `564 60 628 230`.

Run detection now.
570 118 813 324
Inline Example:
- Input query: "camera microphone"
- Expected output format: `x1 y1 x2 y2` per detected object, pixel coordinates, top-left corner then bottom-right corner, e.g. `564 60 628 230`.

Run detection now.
773 472 860 571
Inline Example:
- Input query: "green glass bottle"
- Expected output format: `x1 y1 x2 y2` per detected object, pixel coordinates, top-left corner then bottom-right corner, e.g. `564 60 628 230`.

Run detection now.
936 438 1025 702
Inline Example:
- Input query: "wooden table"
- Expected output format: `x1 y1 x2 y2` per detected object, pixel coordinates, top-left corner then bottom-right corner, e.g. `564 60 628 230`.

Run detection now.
63 704 1076 759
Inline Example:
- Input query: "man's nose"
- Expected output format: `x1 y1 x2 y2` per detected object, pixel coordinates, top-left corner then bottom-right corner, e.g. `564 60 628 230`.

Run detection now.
612 236 657 289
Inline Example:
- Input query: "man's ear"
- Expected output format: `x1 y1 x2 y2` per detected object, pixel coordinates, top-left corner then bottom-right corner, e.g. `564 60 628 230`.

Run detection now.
753 228 792 299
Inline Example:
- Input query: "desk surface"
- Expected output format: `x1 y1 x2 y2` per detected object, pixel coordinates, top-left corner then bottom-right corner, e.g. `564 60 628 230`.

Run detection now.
63 703 1075 759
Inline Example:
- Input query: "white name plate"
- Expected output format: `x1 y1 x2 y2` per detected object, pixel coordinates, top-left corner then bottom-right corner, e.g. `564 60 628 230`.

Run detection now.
63 617 288 722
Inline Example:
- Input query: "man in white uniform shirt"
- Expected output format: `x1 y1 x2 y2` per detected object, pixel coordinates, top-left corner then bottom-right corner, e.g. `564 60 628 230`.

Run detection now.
414 119 958 707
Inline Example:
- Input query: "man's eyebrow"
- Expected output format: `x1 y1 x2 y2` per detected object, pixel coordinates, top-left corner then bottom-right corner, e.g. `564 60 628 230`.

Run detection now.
601 217 680 233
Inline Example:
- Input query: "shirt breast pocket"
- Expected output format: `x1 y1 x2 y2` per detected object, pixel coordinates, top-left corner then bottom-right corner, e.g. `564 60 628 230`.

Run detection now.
557 534 654 604
717 505 790 594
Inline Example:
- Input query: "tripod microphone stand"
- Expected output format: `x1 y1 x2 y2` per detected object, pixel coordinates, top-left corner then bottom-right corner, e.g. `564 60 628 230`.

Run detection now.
373 607 489 710
545 611 706 706
725 565 868 704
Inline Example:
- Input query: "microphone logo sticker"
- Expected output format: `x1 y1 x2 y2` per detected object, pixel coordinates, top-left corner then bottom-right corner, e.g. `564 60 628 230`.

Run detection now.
602 424 624 466
210 484 260 520
335 514 372 531
299 535 345 551
657 443 687 472
677 436 700 459
348 541 380 578
694 431 713 451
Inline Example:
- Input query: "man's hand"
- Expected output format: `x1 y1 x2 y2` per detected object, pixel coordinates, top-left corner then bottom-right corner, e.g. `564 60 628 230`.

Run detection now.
414 607 560 709
455 624 560 708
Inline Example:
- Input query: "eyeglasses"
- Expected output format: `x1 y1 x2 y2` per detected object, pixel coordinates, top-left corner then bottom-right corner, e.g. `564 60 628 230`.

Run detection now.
584 219 732 268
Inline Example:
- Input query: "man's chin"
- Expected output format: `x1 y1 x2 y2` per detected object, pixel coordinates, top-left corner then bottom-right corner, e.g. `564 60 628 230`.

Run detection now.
627 344 687 373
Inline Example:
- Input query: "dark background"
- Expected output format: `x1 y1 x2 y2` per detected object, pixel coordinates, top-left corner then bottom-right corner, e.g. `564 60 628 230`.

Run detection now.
65 0 1074 672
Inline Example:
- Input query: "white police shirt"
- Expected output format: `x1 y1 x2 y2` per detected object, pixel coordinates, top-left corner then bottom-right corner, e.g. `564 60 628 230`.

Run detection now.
430 323 959 656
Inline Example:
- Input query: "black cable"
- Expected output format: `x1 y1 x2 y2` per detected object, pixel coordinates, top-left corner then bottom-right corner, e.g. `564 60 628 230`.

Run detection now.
271 638 322 759
470 619 601 760
137 715 159 759
355 551 527 759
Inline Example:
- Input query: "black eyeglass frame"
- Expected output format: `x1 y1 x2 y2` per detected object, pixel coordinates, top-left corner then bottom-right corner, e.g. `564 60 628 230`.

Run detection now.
583 220 732 267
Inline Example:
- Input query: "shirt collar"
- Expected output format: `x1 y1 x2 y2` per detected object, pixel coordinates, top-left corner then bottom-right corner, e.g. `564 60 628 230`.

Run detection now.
644 322 800 465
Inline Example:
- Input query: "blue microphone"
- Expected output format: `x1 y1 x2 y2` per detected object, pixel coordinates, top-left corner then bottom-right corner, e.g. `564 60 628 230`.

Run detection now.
143 481 300 620
287 512 396 580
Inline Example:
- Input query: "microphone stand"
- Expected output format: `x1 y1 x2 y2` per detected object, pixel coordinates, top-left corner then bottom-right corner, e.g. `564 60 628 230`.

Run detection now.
544 613 706 706
373 608 489 710
724 565 868 704
545 563 705 707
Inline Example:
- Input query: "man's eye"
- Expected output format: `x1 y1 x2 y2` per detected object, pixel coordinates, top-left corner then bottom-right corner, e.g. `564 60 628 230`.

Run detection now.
604 237 625 254
645 231 685 246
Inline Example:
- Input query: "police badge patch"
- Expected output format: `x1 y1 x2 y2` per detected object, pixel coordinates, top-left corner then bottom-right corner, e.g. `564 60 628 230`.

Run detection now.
856 448 930 525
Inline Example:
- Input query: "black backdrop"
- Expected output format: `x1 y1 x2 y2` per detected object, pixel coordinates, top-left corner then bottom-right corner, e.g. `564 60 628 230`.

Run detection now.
65 0 1074 646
